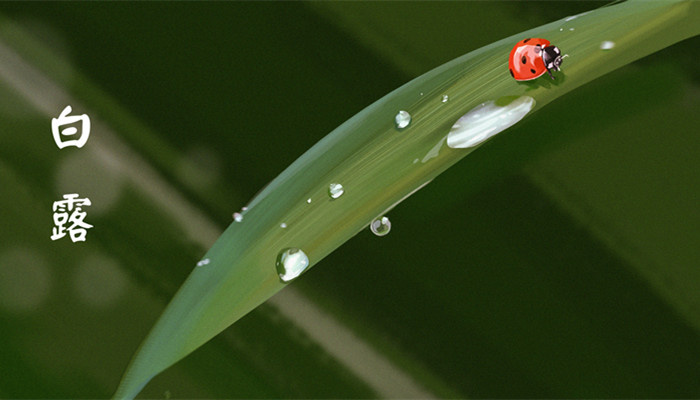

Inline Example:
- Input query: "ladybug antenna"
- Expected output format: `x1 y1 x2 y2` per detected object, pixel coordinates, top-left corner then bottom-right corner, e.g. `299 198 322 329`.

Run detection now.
554 54 569 74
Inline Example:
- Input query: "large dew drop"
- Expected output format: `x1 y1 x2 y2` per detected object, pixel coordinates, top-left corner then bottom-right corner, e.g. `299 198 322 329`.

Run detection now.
370 216 391 237
328 183 345 199
395 110 411 129
276 248 310 283
447 96 535 149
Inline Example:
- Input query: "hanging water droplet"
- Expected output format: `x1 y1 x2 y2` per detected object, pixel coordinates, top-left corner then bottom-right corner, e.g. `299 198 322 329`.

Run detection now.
233 212 243 222
280 222 287 229
328 183 344 199
442 95 449 103
600 40 615 50
196 258 210 267
276 248 310 283
370 216 391 237
394 110 411 129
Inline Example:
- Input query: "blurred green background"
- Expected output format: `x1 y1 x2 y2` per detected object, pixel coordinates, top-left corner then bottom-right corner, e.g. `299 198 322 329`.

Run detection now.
1 2 699 398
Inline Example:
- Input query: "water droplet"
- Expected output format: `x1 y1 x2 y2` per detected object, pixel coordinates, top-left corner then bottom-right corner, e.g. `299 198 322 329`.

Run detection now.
370 216 391 237
394 110 411 129
569 27 575 31
233 212 243 222
447 96 535 149
559 28 564 32
276 248 310 283
241 207 248 211
442 95 449 103
306 198 312 204
328 183 344 199
600 40 615 50
196 258 210 267
280 222 287 229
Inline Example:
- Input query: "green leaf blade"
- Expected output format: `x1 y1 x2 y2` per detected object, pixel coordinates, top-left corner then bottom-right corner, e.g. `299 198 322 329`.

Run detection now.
115 1 700 397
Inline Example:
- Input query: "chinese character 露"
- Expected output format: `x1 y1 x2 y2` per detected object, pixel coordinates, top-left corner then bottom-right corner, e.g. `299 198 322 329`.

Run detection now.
51 105 91 149
51 193 93 242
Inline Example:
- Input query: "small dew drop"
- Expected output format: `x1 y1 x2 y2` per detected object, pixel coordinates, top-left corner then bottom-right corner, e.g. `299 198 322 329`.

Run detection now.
569 27 575 31
600 40 615 50
559 28 564 32
276 248 310 283
395 110 411 129
442 95 449 103
196 258 210 267
280 222 287 229
328 183 344 199
233 212 243 222
241 207 248 211
306 198 312 204
370 216 391 237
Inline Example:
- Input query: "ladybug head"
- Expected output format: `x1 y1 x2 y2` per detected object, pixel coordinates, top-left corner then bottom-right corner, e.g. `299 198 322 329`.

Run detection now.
542 45 564 72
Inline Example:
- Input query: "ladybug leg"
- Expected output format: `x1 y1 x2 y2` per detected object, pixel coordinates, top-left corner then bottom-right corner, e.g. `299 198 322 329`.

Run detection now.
546 69 555 80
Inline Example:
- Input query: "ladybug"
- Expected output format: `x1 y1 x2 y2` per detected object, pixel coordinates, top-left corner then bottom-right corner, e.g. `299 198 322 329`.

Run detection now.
508 38 564 81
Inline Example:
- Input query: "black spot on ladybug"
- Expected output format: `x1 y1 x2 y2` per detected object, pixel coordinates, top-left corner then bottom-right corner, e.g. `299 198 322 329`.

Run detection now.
509 69 514 78
523 38 531 43
530 68 537 74
521 56 527 64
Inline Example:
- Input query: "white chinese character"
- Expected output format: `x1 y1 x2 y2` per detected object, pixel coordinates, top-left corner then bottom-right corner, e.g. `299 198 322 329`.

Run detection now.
51 105 91 149
51 193 93 242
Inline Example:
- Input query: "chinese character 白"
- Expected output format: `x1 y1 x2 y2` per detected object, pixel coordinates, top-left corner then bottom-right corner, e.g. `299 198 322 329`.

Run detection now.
51 193 93 242
51 105 91 149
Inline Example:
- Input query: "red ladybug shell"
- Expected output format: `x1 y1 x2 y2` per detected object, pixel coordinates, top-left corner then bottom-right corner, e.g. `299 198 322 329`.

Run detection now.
509 38 550 81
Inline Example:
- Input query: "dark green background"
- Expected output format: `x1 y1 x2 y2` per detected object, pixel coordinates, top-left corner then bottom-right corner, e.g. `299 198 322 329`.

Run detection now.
1 2 699 398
